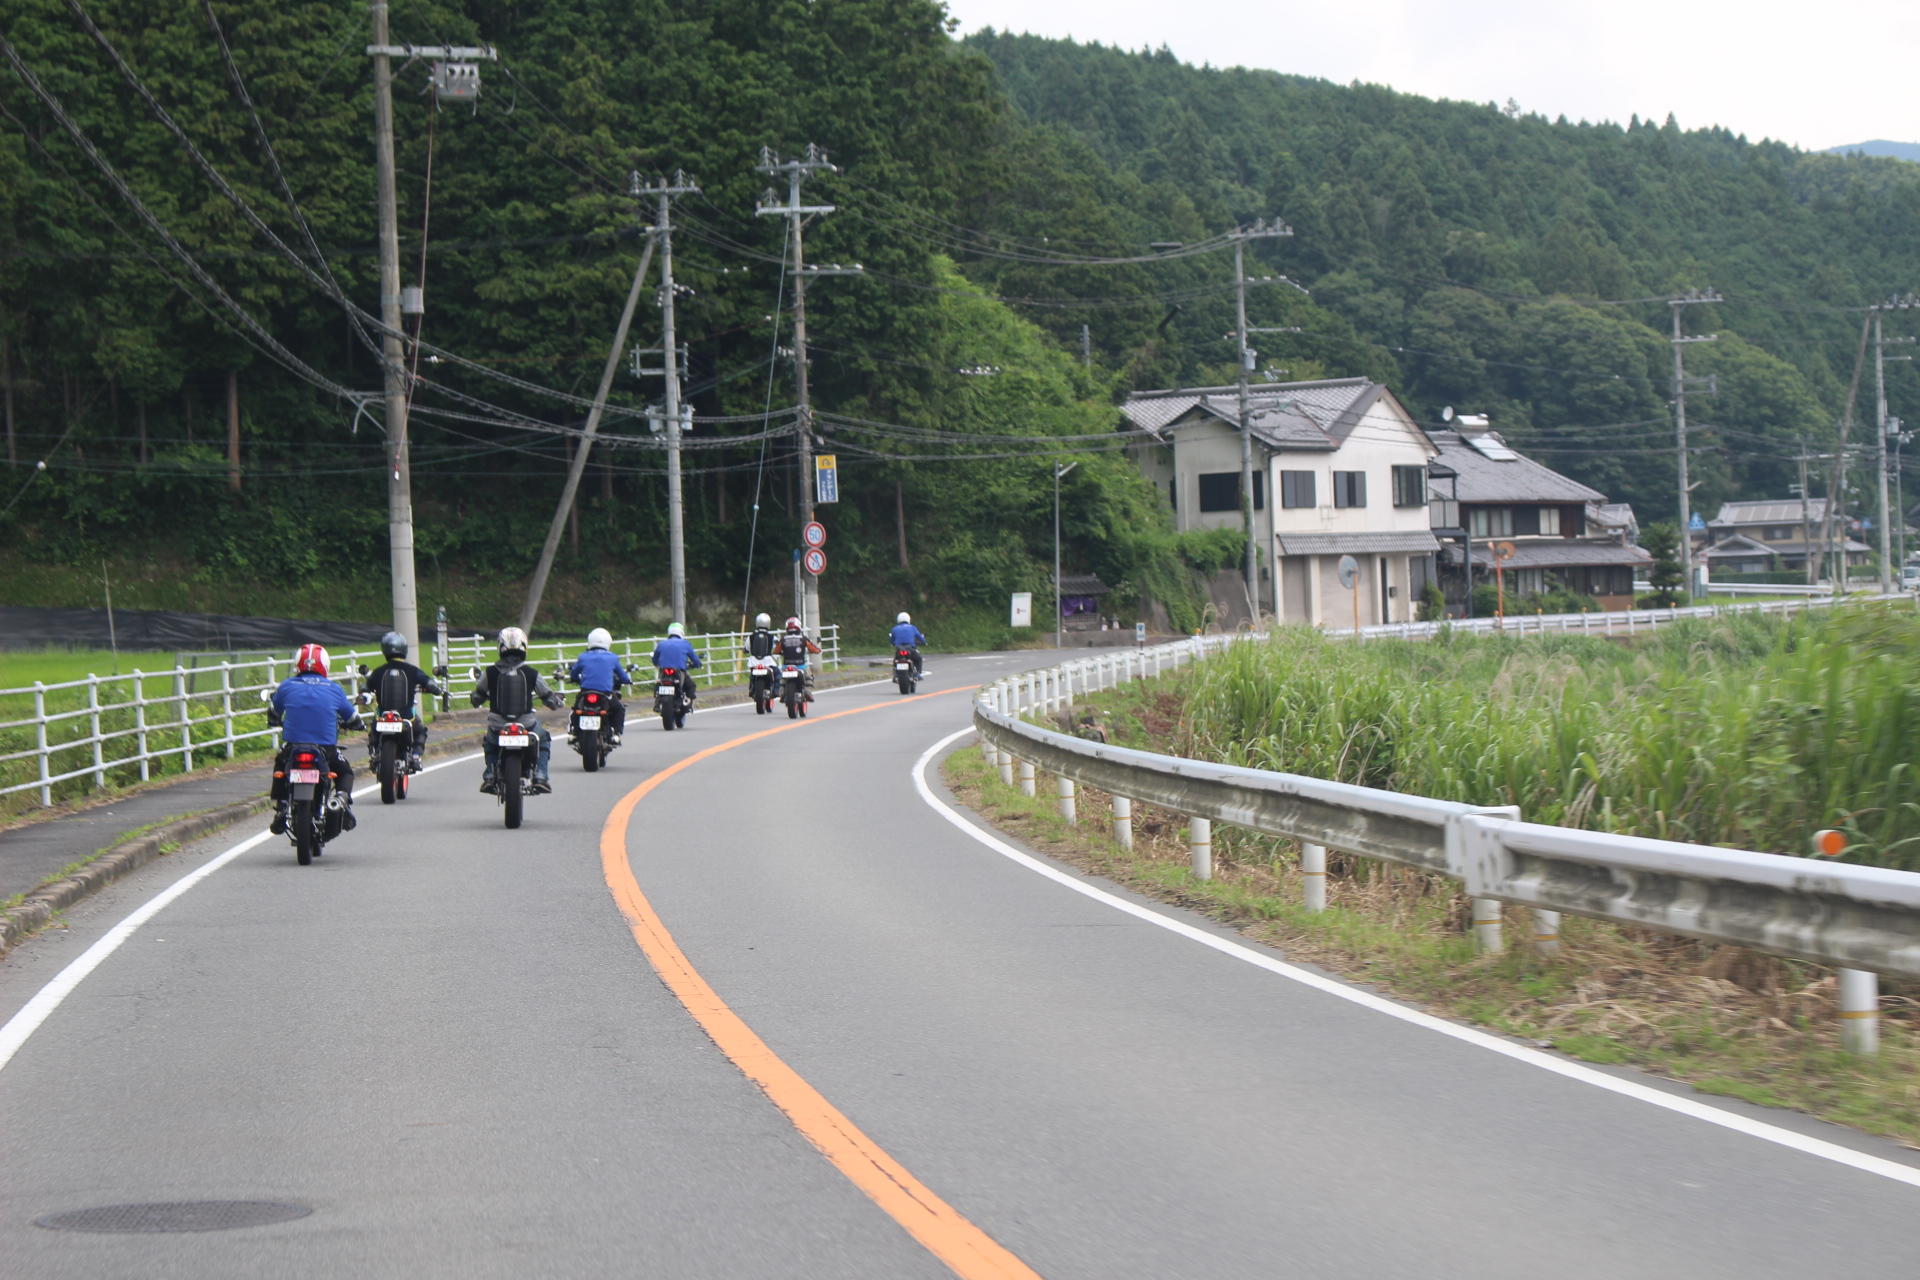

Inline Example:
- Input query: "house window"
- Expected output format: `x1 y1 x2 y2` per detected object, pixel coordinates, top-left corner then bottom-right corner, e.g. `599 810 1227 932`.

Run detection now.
1391 465 1426 508
1197 471 1264 513
1332 471 1367 509
1469 507 1514 537
1281 470 1316 509
1766 525 1793 541
1538 506 1561 536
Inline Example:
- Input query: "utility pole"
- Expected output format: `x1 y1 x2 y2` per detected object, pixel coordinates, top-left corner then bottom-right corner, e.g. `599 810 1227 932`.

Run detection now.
520 177 656 631
640 172 700 624
366 21 494 656
757 144 857 633
1668 289 1719 600
1872 294 1917 591
1231 218 1297 621
1796 442 1814 586
1054 460 1078 648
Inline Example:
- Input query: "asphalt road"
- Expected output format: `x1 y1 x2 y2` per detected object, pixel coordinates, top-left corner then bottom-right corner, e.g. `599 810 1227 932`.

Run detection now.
1 650 1916 1278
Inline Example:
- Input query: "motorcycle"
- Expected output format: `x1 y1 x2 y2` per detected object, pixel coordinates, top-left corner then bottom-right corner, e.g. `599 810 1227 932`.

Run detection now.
488 718 542 829
781 661 810 720
654 667 692 731
893 647 922 695
356 663 425 804
567 686 619 771
263 690 349 865
747 653 779 714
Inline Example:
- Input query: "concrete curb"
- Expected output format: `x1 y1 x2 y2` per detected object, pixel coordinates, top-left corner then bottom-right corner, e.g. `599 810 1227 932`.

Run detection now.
0 670 877 957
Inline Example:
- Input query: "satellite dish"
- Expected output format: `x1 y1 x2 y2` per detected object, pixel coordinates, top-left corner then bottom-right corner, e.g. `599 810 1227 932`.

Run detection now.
1441 406 1454 422
1337 555 1359 588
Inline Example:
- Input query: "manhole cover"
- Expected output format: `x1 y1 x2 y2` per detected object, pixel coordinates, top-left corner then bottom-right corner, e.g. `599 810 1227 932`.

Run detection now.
35 1201 312 1233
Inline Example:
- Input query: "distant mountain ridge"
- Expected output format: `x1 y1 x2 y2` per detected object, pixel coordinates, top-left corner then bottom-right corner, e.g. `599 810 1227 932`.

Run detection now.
1824 140 1920 162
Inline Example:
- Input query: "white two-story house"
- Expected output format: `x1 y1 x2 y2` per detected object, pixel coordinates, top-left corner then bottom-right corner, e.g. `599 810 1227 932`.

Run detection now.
1122 378 1440 627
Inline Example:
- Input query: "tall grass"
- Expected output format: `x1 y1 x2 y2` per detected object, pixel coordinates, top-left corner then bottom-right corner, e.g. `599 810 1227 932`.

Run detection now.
1172 606 1920 870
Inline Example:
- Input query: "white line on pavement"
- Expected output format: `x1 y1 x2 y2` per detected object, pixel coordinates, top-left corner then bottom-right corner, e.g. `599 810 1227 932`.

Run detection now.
0 751 481 1076
909 726 1920 1192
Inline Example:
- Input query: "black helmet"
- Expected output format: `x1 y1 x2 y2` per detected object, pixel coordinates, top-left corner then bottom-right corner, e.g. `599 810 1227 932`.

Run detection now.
380 630 407 661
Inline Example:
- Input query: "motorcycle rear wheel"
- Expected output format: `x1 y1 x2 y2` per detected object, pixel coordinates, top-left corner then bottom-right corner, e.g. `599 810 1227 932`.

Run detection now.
292 799 316 866
379 737 399 804
582 735 599 772
501 753 524 829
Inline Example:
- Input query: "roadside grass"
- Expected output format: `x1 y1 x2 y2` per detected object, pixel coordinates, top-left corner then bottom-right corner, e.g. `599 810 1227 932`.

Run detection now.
943 747 1920 1148
0 648 148 689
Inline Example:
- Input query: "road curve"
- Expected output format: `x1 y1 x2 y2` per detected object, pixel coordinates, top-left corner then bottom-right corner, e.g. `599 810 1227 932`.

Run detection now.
1 649 1915 1278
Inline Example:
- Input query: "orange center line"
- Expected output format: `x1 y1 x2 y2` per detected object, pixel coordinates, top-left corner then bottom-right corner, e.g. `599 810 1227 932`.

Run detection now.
599 685 1044 1280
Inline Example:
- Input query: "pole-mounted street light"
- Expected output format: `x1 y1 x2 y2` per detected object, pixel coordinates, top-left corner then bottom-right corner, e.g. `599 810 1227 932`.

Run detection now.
1055 460 1078 650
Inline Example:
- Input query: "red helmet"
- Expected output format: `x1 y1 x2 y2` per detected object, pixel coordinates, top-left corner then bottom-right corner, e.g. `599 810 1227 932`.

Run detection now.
294 643 330 676
785 616 801 632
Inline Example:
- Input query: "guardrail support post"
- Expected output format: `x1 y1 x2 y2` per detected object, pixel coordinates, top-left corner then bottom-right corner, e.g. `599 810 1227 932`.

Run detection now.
1057 776 1077 825
34 682 51 805
1017 757 1035 798
1111 795 1133 849
88 675 106 789
133 670 150 781
1189 816 1212 881
1472 898 1505 954
1301 841 1327 912
220 664 235 759
996 745 1014 787
1839 968 1880 1055
1530 909 1561 959
175 669 193 771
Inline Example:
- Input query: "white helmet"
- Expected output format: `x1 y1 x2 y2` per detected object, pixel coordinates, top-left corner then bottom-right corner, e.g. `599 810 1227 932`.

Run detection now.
587 627 612 650
497 626 529 655
897 612 911 624
755 612 771 629
667 622 685 638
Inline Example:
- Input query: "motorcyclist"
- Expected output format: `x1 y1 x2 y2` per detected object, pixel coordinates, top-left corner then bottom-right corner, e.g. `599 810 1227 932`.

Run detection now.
888 611 927 680
267 643 361 834
470 626 563 794
743 612 778 662
360 630 443 769
778 615 822 699
651 622 702 706
566 626 630 744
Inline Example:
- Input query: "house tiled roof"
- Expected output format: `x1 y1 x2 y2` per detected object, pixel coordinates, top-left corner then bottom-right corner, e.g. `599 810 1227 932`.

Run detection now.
1427 430 1605 504
1277 530 1441 556
1442 541 1650 568
1587 502 1637 532
1705 537 1869 557
1711 499 1832 526
1120 378 1386 451
1058 574 1110 595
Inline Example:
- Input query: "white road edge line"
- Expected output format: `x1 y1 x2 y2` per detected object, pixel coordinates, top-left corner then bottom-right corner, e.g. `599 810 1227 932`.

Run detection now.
0 751 481 1076
910 726 1920 1192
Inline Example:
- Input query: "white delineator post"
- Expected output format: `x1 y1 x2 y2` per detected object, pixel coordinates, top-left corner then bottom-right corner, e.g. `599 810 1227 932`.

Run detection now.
1839 968 1880 1055
1057 775 1077 825
1301 841 1328 913
1111 795 1133 850
996 747 1014 788
1017 758 1036 799
1189 816 1212 881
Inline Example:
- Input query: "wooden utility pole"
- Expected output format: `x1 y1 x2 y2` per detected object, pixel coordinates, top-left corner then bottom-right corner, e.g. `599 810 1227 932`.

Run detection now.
226 370 241 491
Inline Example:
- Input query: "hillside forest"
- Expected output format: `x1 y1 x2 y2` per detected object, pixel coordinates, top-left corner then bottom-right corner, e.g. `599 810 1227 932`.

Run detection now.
2 2 1915 636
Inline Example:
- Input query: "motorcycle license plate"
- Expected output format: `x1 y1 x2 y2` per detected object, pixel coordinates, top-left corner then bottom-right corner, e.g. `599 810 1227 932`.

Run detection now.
577 715 601 729
895 662 911 671
375 720 406 733
657 685 677 697
498 732 530 749
289 768 322 784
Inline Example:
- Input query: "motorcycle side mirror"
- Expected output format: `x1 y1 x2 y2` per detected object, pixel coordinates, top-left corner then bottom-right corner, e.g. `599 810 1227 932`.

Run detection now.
469 665 483 682
357 663 369 676
257 688 274 704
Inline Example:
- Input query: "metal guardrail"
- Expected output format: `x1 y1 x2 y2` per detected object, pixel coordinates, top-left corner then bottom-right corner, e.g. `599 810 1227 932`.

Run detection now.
1 624 841 807
1342 593 1908 640
973 624 1920 1052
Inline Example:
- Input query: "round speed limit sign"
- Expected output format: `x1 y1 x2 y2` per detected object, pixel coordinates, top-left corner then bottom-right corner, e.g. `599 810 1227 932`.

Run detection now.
803 547 827 576
802 521 827 549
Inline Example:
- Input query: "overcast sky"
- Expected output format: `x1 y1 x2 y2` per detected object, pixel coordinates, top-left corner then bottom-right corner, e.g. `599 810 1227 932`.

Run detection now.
944 0 1918 153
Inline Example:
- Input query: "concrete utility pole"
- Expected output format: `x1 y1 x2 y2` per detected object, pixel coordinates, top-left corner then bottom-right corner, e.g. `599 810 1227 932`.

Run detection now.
1230 218 1296 620
520 179 656 631
1872 295 1917 591
756 145 857 633
366 20 495 657
1668 289 1719 599
646 172 700 625
1796 442 1815 586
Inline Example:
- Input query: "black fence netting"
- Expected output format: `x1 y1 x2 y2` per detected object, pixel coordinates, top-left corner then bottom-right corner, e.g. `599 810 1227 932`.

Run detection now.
0 605 488 653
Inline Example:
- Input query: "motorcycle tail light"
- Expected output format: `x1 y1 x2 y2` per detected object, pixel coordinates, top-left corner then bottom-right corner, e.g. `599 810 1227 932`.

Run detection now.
586 693 600 705
293 751 318 767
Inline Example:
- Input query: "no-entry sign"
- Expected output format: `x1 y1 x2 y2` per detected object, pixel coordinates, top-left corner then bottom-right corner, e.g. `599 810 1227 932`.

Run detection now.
803 547 827 576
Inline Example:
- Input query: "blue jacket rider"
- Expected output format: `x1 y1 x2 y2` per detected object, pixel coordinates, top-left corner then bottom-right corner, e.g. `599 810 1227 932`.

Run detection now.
889 612 927 677
567 627 631 741
651 623 702 699
268 643 359 834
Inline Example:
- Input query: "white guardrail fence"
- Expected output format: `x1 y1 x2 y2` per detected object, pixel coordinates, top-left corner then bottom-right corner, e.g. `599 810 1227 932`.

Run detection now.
1 624 841 808
975 607 1920 1056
